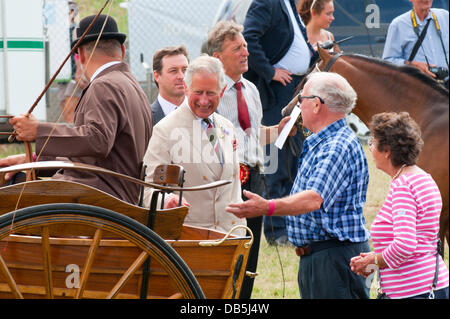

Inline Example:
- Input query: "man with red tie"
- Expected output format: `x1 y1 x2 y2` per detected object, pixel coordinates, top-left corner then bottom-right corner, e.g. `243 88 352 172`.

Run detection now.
206 20 291 299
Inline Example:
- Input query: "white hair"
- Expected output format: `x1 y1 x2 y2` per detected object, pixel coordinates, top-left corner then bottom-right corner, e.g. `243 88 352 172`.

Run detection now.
184 54 226 91
306 72 357 114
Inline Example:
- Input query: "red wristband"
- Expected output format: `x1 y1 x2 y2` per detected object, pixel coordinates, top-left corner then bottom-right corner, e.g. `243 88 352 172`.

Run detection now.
267 200 275 216
32 153 36 162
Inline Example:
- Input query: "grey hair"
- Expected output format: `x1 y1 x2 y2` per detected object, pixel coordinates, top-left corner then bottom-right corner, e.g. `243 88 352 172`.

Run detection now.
306 72 357 114
206 20 244 55
184 54 226 91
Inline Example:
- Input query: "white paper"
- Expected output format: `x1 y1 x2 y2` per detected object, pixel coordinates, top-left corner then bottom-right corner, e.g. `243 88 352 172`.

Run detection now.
275 105 301 149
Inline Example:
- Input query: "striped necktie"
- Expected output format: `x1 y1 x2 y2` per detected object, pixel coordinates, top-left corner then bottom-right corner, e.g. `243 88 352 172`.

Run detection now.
203 118 223 165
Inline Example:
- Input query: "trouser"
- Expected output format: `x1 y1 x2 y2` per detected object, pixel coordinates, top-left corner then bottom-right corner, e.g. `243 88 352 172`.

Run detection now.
262 75 305 241
297 239 371 299
239 165 265 299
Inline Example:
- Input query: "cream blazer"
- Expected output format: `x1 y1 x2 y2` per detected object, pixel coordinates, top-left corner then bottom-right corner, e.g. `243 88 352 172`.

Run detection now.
142 104 246 236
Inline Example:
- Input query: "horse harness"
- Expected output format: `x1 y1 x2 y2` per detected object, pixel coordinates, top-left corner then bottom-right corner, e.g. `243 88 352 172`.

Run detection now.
322 52 343 72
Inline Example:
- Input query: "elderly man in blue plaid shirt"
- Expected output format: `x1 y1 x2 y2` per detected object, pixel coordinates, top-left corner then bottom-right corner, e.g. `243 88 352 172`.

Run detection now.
227 72 371 299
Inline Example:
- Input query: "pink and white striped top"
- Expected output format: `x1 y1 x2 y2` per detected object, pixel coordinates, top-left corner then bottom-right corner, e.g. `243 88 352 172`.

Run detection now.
371 173 449 299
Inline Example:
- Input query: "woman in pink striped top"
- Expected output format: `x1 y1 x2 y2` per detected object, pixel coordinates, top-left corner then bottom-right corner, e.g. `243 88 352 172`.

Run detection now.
350 112 449 299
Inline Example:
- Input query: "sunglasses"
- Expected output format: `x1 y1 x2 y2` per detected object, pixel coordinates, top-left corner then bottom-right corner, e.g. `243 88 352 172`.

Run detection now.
297 90 325 104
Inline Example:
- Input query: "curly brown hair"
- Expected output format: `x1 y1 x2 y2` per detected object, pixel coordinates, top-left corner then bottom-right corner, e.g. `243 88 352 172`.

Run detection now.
298 0 333 25
369 112 424 167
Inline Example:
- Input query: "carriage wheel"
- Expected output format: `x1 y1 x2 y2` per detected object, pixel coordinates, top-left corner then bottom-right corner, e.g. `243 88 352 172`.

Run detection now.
0 203 204 299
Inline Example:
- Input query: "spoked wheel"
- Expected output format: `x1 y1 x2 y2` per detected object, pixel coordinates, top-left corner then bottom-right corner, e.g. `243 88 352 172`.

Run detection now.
0 203 204 299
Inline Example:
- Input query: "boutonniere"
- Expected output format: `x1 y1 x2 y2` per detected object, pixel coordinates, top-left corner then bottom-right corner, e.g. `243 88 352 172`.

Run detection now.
218 126 230 139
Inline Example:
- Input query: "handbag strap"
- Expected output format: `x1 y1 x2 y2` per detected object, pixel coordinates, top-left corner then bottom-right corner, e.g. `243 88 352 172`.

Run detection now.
429 238 442 299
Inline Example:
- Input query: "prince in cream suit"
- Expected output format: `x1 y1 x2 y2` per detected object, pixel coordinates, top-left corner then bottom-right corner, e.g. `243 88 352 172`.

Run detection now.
142 55 246 236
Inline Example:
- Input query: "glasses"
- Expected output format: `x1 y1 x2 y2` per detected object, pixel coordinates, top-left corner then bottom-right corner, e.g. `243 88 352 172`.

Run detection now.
297 90 325 105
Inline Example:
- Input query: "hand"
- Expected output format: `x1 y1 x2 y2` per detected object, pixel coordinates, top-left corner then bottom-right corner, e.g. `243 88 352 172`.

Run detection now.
0 154 27 181
407 61 437 78
10 114 39 141
163 194 190 209
350 252 376 278
272 68 292 86
277 116 297 136
226 190 269 219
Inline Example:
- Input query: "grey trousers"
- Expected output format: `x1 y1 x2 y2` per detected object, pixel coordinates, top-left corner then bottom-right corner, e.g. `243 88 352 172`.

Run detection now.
298 240 371 299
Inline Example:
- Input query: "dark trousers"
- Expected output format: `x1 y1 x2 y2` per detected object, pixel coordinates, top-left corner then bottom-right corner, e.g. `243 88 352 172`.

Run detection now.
239 166 265 299
297 240 371 299
262 75 304 241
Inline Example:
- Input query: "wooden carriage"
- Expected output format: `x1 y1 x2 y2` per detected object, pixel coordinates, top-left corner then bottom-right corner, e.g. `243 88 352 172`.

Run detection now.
0 161 253 299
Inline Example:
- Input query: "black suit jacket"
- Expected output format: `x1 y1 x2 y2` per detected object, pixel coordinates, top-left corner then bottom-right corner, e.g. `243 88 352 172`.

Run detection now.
151 99 165 125
243 0 299 109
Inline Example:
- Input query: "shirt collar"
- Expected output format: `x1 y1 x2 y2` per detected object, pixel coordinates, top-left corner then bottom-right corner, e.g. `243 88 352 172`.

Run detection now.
158 94 187 116
413 9 433 23
90 61 121 82
224 74 245 92
304 118 348 149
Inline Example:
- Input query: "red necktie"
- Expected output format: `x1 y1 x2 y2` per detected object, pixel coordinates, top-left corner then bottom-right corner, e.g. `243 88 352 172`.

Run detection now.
234 81 251 133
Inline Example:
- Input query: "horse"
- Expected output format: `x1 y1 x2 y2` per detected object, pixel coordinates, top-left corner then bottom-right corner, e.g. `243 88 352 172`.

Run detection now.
285 46 449 249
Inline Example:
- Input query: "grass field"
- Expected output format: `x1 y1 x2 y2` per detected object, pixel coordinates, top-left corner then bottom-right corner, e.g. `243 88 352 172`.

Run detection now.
1 142 448 299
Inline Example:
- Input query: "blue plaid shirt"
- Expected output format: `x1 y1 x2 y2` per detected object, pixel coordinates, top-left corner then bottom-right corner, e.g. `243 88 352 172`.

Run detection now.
286 119 370 247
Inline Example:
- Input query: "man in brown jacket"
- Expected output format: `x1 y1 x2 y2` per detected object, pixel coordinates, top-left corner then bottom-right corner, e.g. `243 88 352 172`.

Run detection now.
0 15 153 205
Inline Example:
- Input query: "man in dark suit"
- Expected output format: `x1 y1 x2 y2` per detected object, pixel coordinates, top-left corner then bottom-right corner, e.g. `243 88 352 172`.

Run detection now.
151 45 189 124
243 0 318 245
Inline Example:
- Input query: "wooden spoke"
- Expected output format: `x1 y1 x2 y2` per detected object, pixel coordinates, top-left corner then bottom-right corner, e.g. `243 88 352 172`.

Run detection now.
41 226 54 299
106 251 148 299
0 254 23 299
75 229 103 299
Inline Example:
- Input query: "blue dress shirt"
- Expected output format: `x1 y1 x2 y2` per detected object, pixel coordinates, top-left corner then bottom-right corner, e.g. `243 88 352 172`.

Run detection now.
286 119 370 247
382 8 449 71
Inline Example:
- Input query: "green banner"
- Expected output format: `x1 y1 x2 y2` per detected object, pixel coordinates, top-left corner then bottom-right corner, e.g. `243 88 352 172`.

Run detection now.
0 39 44 50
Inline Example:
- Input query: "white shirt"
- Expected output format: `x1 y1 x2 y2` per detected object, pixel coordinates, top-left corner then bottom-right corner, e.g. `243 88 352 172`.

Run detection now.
158 94 187 116
273 0 312 75
90 61 121 82
216 75 264 170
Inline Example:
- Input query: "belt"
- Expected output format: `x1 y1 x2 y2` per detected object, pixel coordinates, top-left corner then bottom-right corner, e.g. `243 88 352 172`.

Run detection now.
295 239 358 257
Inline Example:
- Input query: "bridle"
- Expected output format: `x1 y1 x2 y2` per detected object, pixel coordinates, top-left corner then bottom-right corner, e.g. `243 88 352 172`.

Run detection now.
322 52 344 72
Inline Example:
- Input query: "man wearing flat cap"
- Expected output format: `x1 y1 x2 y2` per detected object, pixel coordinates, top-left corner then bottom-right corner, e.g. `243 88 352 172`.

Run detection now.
0 15 153 205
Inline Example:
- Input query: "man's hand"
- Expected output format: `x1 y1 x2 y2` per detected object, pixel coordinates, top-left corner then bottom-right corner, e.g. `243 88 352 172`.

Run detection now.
9 114 39 141
0 154 27 181
226 190 269 219
406 61 437 78
164 194 190 209
277 116 297 136
272 68 292 86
